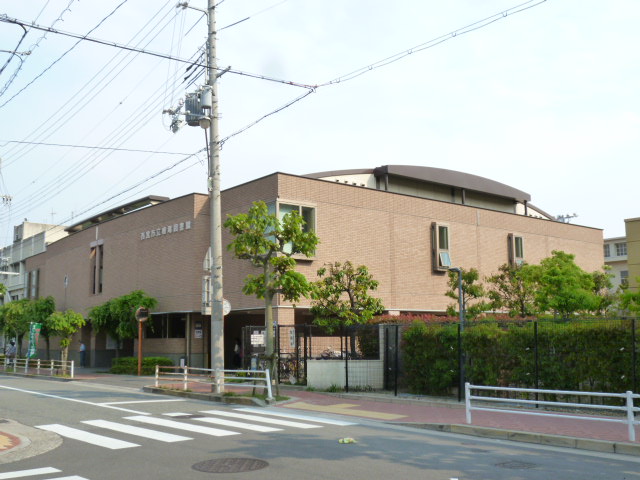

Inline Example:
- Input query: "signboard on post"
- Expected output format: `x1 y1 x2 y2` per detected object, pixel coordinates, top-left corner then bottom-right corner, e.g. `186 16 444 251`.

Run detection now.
27 323 42 358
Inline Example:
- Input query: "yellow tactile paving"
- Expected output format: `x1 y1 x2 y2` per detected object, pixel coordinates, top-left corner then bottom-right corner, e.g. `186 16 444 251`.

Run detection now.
285 402 407 420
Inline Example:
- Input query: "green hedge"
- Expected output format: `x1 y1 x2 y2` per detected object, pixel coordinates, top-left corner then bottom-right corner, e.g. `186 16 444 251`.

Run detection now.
402 319 637 395
110 356 173 375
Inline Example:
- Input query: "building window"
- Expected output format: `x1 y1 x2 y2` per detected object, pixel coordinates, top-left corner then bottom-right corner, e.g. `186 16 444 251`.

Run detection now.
603 244 610 258
621 270 629 287
508 234 525 266
432 223 451 271
277 203 316 255
27 269 39 299
615 243 627 256
90 242 104 294
145 314 187 339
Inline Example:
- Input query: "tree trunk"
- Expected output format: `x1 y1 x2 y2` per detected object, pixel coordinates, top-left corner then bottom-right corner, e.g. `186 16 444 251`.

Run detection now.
61 345 69 375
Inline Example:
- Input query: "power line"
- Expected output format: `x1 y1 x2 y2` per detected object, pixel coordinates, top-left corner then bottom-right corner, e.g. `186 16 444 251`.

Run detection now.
319 0 548 87
0 14 317 90
0 140 190 155
0 1 130 110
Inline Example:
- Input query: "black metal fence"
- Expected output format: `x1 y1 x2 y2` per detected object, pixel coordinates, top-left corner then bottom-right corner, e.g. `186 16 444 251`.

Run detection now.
241 318 640 400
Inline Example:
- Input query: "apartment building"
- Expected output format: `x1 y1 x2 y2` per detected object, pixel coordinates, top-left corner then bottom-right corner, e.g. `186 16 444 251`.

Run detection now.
24 166 604 367
604 236 629 290
0 221 67 303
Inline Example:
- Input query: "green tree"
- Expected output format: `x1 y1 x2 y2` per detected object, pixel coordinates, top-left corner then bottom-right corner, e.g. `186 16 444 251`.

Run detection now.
31 297 56 359
225 201 319 367
590 268 616 316
0 283 6 298
486 263 538 318
619 277 640 315
89 290 157 357
445 268 489 320
310 261 384 332
530 251 598 318
47 310 86 371
2 298 31 355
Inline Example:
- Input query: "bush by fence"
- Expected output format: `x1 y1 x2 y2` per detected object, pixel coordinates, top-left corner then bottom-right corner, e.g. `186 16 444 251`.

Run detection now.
402 318 638 395
110 356 173 375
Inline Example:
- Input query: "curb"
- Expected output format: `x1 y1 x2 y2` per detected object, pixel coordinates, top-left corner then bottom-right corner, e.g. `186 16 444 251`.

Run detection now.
0 371 73 382
0 420 62 464
142 386 269 407
406 423 640 456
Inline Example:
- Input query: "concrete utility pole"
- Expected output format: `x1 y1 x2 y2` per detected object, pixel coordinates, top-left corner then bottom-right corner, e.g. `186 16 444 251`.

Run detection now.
207 0 225 385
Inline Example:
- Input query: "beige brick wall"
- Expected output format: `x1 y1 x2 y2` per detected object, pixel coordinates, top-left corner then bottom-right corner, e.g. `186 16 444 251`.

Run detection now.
27 174 604 324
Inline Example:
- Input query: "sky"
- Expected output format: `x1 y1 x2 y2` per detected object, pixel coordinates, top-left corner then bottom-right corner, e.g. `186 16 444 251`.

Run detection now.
0 0 638 245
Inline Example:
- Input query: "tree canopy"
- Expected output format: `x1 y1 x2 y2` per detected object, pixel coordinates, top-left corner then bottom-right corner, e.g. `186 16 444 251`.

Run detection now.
310 261 384 332
225 200 319 360
445 268 490 320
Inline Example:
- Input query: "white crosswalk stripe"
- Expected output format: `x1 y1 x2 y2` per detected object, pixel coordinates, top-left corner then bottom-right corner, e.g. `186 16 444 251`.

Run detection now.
28 408 351 452
124 415 240 437
236 407 358 426
82 420 192 442
35 424 139 449
199 410 322 429
0 467 61 479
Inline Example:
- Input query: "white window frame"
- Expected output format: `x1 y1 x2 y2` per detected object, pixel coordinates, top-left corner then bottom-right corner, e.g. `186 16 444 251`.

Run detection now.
508 234 525 266
603 244 610 258
615 242 627 257
276 200 317 257
432 222 451 272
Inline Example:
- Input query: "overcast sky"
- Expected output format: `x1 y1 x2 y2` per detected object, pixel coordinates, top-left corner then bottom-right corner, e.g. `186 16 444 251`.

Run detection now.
0 0 638 245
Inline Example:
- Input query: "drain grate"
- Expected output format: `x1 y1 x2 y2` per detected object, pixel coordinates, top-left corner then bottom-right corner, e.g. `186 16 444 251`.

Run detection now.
192 458 269 474
495 461 537 470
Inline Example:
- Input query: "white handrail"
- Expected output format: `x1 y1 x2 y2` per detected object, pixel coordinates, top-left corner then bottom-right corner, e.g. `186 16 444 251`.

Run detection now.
154 365 274 401
465 383 640 442
1 357 75 379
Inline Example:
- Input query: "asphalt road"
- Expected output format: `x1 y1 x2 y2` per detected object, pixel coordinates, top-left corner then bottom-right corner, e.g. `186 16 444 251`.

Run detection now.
1 376 639 480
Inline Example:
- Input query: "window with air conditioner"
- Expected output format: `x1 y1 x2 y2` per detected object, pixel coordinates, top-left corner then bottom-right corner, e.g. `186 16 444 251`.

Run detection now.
508 234 525 266
432 223 451 272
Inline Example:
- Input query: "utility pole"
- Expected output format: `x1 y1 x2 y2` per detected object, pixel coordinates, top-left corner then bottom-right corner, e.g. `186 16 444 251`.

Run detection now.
207 0 225 386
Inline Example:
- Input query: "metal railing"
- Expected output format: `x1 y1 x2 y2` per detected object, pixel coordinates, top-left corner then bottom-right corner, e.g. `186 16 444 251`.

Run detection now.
154 365 273 401
465 383 640 442
1 357 75 379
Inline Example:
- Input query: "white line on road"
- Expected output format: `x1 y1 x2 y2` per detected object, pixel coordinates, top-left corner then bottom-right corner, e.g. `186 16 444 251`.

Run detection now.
82 419 192 442
200 410 322 429
48 477 89 480
0 385 149 415
125 416 240 437
191 416 282 433
0 467 61 479
237 407 358 426
98 399 186 405
35 424 140 450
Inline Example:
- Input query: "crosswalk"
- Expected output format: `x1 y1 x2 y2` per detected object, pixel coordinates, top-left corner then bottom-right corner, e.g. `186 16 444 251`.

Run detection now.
33 408 356 452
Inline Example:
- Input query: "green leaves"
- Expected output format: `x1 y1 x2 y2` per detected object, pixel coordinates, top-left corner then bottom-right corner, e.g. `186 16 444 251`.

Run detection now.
310 261 384 333
47 310 86 349
225 200 319 357
445 268 490 320
88 290 157 341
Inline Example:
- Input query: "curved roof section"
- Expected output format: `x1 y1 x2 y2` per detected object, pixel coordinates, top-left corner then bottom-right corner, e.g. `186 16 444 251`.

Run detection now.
305 165 531 203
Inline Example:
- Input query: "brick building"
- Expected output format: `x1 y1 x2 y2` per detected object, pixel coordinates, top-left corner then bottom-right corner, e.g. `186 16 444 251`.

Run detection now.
24 166 604 367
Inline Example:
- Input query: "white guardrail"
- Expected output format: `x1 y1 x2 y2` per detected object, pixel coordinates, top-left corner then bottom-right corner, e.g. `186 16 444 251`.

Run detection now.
465 382 640 442
155 365 274 401
1 357 75 379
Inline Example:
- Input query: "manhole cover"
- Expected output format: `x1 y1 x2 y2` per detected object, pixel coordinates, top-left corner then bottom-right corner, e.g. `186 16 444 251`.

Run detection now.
495 461 537 470
192 458 269 474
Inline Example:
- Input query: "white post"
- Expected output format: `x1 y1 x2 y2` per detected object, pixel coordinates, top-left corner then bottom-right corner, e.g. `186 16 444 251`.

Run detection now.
214 368 221 394
183 366 188 391
70 360 74 379
465 382 472 424
626 391 636 442
24 357 29 374
265 368 274 402
37 358 41 375
155 365 159 388
50 360 54 376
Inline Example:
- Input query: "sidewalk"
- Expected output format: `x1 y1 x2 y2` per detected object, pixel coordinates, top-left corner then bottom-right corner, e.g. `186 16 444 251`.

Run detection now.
2 369 639 459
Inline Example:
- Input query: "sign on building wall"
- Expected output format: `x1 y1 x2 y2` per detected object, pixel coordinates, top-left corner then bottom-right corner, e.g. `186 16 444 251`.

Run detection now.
139 220 193 240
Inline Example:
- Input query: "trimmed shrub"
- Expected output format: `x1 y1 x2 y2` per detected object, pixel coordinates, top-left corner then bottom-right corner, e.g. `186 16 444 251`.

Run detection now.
110 356 173 375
